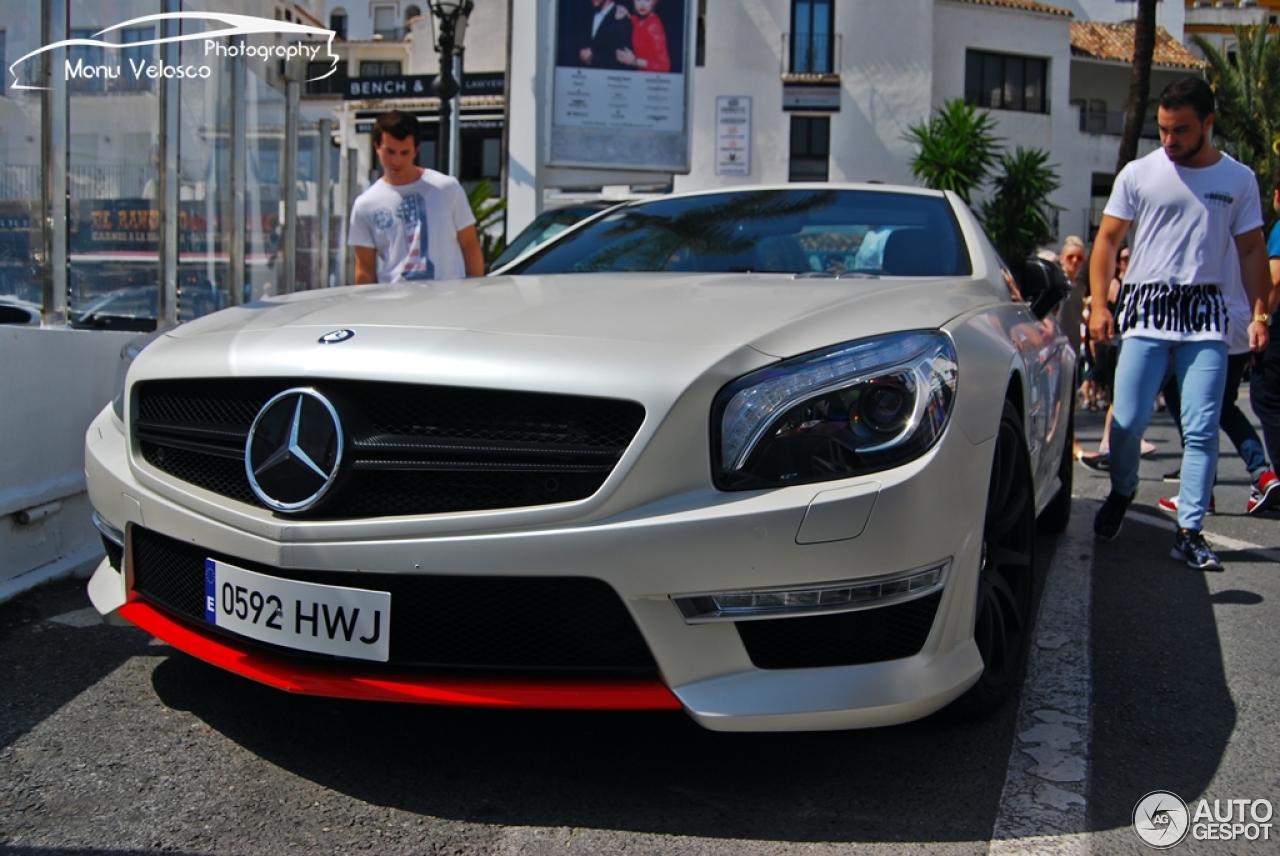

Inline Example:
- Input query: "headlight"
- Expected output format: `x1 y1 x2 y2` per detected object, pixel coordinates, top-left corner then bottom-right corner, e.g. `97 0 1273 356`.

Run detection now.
712 331 957 490
111 328 166 423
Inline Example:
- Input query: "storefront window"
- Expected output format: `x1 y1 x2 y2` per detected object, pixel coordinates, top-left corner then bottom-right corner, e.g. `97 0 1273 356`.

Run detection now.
0 7 41 311
64 0 161 331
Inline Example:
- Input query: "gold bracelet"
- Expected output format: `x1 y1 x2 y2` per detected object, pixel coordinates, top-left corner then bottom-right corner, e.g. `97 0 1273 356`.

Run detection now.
1254 313 1271 324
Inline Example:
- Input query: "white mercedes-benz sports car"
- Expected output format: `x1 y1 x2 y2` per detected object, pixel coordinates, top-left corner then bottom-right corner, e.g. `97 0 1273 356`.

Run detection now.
85 185 1075 731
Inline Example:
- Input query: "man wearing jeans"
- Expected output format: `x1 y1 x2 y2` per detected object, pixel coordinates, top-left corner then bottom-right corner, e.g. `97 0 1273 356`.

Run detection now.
1089 78 1272 570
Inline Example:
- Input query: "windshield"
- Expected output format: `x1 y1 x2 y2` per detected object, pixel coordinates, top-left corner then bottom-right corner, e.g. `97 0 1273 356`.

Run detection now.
489 205 608 269
510 189 971 277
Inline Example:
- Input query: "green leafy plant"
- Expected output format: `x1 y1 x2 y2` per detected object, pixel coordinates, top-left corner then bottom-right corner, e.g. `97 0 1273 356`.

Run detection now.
467 179 508 264
906 99 1061 263
1192 24 1280 229
979 147 1063 265
903 99 1003 205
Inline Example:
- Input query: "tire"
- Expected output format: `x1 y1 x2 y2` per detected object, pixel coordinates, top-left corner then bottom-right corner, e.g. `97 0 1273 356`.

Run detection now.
1037 405 1074 534
954 399 1036 718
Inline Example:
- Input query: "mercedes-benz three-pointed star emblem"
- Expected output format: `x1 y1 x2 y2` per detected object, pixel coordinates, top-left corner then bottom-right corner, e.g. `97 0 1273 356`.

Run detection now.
245 388 344 512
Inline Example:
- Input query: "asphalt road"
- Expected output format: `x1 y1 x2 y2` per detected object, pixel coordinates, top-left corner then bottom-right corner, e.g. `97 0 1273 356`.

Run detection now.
2 404 1278 856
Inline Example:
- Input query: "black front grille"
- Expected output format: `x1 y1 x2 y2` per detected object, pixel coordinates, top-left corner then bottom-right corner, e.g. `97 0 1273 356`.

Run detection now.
130 526 658 675
133 378 645 518
734 592 943 669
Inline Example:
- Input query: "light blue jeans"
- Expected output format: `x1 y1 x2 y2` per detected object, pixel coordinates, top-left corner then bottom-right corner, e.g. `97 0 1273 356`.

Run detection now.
1111 336 1227 530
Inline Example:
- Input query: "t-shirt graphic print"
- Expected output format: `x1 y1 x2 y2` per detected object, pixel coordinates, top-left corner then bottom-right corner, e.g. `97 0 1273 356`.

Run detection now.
1103 150 1263 344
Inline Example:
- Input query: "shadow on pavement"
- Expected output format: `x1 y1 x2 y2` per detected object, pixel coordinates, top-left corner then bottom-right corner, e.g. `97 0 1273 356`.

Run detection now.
1088 514 1236 832
0 580 157 752
142 532 1061 845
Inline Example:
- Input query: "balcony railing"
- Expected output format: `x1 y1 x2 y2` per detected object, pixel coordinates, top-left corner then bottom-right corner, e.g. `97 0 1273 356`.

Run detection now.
786 32 838 75
372 26 407 41
1077 107 1160 139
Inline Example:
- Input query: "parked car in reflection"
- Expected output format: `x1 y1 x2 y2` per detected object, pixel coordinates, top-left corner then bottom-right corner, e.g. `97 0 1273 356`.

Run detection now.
0 294 42 325
70 279 223 331
487 201 616 271
85 184 1075 731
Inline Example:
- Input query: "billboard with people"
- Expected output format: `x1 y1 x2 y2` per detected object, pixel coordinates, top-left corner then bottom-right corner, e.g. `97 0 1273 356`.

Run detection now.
549 0 691 172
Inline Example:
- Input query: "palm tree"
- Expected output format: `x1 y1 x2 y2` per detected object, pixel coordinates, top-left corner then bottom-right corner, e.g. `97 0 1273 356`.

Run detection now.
980 148 1063 265
1192 24 1280 228
467 179 508 264
1116 0 1159 173
904 99 1003 205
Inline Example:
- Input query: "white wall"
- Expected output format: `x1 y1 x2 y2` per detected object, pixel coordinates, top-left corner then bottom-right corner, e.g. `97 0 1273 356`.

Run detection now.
0 327 137 603
931 1 1075 228
677 0 936 193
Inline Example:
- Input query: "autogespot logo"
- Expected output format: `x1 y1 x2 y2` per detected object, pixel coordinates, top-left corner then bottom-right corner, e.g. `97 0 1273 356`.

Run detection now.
1134 791 1190 849
245 388 344 513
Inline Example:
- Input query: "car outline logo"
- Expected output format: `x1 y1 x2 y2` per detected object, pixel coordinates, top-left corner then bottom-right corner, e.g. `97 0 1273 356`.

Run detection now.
319 329 355 344
244 388 344 512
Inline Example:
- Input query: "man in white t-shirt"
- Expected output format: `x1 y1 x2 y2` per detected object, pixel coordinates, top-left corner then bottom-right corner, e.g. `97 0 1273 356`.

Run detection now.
1088 77 1272 570
349 111 484 283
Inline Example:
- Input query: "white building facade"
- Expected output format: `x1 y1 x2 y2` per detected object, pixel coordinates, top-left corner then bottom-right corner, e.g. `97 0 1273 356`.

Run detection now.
646 0 1204 249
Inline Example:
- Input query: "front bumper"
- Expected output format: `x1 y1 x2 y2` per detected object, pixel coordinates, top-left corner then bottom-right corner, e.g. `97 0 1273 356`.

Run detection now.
86 400 993 731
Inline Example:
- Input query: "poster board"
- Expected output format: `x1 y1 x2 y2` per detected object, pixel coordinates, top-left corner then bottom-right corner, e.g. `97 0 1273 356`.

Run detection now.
549 0 692 173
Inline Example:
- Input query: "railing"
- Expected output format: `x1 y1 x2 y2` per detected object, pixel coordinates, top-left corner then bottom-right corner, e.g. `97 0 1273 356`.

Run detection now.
68 165 154 200
1077 107 1160 139
372 26 407 41
786 32 839 75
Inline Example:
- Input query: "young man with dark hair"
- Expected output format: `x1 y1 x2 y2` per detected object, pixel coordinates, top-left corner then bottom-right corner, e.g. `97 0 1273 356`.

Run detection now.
349 111 485 283
1089 77 1272 570
1247 167 1280 495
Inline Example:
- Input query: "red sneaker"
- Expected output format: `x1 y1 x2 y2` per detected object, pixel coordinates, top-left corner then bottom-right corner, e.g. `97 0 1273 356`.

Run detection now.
1247 470 1280 515
1158 494 1216 515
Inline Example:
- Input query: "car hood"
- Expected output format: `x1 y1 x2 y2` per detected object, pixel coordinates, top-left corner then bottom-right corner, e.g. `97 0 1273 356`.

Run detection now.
170 273 1004 353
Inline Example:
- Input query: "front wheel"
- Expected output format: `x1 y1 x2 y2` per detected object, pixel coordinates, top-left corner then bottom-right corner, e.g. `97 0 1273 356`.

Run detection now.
954 400 1036 717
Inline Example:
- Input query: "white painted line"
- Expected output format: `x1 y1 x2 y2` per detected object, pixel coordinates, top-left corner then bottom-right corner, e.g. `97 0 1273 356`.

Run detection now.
1127 509 1280 563
988 505 1094 855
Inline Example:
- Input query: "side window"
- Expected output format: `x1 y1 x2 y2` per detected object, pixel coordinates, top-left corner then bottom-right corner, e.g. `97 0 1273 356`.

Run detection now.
789 115 830 182
964 50 1048 114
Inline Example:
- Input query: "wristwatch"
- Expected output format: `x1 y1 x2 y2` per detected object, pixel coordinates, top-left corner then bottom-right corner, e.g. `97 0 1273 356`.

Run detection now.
1254 313 1271 324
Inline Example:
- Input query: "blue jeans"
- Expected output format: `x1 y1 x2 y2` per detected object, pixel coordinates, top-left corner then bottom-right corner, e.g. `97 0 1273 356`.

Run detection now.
1111 336 1227 530
1162 351 1269 477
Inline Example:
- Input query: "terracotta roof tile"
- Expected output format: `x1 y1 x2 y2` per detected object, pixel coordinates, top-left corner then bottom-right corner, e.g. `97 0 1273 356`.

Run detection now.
947 0 1073 17
1070 21 1206 69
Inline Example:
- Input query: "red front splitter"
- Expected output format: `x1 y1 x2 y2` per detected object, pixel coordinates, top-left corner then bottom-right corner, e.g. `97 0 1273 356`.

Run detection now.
118 600 683 711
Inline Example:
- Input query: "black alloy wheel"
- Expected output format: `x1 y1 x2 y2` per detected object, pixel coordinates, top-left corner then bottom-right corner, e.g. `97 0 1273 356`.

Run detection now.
956 399 1036 716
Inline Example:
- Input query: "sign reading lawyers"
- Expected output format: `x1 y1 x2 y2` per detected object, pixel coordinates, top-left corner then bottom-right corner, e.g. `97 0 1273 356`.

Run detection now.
343 72 505 101
550 0 692 173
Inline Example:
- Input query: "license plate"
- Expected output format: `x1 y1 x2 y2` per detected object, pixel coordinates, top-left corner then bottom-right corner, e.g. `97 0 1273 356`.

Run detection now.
204 559 390 662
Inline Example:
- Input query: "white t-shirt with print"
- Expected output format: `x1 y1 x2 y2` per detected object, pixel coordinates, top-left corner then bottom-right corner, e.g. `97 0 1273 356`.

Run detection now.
1103 149 1262 343
349 169 476 283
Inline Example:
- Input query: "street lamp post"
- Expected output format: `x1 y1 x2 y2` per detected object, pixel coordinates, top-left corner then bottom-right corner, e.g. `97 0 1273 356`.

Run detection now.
429 0 473 175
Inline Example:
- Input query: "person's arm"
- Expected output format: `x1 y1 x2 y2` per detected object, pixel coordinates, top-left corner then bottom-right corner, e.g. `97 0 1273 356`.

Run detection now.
1235 228 1272 352
354 246 378 284
457 225 485 277
1088 214 1131 345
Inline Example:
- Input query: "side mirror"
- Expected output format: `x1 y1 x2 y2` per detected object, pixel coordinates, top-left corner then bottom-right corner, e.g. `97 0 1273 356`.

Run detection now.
1020 256 1071 319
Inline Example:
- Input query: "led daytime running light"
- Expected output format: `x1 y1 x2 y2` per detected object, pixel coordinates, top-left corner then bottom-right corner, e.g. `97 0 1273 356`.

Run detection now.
673 562 949 623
